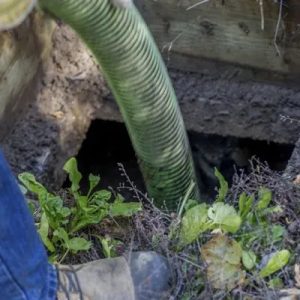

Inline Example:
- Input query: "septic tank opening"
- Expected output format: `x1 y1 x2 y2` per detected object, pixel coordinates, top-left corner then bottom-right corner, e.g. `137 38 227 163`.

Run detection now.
75 120 294 199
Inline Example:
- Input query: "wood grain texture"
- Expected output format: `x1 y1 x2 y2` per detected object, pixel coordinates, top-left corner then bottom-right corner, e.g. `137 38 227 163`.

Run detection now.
0 12 54 140
136 0 300 76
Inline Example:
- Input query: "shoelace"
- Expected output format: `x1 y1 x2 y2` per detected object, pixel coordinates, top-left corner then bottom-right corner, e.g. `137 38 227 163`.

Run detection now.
57 265 86 300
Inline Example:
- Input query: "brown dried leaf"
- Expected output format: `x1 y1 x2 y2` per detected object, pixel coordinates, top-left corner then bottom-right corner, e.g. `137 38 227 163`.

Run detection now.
202 234 245 291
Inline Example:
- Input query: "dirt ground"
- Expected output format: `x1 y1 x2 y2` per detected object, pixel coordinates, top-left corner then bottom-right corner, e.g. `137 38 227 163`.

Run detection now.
2 22 300 190
2 20 300 300
1 25 109 189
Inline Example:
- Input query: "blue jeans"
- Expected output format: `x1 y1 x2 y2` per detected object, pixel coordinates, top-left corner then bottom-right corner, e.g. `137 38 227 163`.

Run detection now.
0 150 57 299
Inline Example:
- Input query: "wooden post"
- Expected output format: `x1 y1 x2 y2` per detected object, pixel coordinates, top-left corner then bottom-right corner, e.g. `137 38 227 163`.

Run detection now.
0 12 54 140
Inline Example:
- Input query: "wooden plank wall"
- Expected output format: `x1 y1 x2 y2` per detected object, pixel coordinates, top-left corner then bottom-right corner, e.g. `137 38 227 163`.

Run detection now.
0 13 53 140
136 0 300 78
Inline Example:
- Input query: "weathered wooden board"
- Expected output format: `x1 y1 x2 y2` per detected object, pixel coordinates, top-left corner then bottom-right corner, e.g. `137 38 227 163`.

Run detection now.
0 12 53 140
136 0 300 77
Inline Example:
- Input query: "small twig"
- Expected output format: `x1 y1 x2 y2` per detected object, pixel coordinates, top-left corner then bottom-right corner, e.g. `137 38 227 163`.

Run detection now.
177 254 203 269
162 33 183 62
177 181 196 219
186 0 210 11
280 114 300 125
273 0 283 56
117 162 141 201
258 0 264 30
59 249 70 264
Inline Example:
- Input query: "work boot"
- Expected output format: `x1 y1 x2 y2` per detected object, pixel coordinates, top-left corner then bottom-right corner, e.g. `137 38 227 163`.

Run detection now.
56 251 172 300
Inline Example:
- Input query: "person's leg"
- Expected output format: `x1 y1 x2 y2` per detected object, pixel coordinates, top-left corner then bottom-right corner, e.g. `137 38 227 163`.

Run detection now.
0 150 57 299
0 148 172 300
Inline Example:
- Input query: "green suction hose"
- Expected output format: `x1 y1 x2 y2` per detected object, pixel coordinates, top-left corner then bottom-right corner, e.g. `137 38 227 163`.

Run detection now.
39 0 200 209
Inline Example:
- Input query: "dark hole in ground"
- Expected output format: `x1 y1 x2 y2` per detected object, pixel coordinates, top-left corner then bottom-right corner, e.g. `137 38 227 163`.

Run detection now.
76 120 145 196
75 120 294 200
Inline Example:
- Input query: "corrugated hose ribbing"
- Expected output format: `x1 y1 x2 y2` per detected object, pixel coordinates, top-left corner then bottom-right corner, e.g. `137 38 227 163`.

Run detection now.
39 0 200 209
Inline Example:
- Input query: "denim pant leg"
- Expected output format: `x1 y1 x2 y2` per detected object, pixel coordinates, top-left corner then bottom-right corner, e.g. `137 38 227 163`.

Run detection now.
0 150 57 300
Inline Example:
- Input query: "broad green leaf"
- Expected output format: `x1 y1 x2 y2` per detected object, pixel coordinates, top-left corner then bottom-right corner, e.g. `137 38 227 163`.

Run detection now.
76 195 88 210
0 0 36 31
91 190 112 204
88 174 100 197
28 201 35 214
202 235 245 291
271 225 285 243
214 168 228 202
48 254 58 264
37 212 55 252
238 192 254 219
109 239 124 258
208 202 241 233
114 194 125 203
96 235 123 258
43 195 70 230
184 199 199 211
18 173 48 200
59 206 72 218
53 228 69 245
99 236 113 258
256 187 272 211
110 202 142 217
269 205 283 214
19 176 70 232
268 278 284 289
67 237 91 252
179 204 209 246
46 195 70 216
259 250 290 278
238 192 247 215
63 158 82 194
242 250 256 270
70 210 107 233
262 205 283 216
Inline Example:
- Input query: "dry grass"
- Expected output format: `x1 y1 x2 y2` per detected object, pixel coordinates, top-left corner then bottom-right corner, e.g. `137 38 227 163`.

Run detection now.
123 159 300 299
63 158 300 299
